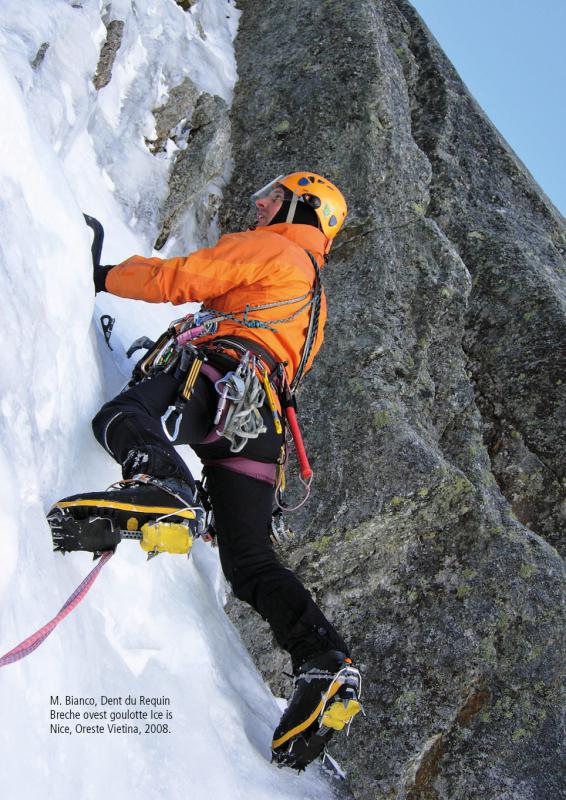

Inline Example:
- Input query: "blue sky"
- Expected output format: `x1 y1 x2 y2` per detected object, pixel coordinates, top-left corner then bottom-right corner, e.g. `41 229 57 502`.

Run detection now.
409 0 566 218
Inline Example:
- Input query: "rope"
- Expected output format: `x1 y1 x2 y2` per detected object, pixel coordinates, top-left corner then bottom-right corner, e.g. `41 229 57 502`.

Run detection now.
203 249 323 392
0 551 114 668
202 253 322 333
139 252 323 377
205 290 317 332
215 360 267 452
291 253 322 391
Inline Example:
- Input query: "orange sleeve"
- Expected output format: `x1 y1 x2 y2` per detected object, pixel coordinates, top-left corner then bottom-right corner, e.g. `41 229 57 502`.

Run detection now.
105 233 265 305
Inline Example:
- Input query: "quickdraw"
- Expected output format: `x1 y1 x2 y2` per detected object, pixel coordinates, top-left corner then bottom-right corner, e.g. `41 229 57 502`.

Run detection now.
127 310 219 383
161 347 206 442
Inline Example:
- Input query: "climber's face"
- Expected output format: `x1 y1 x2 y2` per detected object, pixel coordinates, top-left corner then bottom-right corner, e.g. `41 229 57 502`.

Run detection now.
255 185 285 226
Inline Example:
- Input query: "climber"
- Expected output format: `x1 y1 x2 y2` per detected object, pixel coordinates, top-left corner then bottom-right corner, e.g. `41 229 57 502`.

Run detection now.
48 171 362 770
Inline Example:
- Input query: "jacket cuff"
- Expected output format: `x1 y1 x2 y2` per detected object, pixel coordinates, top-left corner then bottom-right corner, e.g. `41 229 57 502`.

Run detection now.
94 265 114 294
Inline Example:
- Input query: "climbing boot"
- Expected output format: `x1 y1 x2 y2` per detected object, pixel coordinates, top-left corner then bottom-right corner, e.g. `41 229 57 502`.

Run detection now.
271 650 362 771
47 475 205 558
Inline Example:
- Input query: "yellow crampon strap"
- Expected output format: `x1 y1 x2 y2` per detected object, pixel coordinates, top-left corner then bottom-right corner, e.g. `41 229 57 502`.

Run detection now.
140 522 193 554
321 698 362 731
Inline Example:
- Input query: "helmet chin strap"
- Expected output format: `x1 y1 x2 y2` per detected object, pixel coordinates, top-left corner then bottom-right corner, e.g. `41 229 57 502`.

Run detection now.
286 193 299 223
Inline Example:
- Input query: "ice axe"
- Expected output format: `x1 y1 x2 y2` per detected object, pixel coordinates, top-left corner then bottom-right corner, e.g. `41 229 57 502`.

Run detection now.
84 213 115 350
83 213 104 267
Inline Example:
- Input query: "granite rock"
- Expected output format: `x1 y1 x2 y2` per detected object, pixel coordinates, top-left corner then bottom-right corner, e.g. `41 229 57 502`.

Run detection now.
220 1 566 797
93 19 124 91
155 91 230 250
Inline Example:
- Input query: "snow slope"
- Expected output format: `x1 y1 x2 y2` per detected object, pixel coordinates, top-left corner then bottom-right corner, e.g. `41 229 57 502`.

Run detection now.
0 2 335 797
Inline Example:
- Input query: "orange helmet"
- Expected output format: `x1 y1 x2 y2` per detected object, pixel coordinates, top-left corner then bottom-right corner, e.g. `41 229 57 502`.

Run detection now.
278 172 347 240
252 171 347 246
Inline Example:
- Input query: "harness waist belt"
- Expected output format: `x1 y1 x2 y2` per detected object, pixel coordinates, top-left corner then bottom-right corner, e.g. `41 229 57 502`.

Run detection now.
202 335 278 373
203 457 277 485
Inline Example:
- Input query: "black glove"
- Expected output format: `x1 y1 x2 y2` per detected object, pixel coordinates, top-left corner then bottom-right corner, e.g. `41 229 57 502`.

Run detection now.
94 265 114 294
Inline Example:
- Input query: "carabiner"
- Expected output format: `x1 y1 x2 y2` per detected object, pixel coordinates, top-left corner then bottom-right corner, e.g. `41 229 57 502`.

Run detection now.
161 404 183 442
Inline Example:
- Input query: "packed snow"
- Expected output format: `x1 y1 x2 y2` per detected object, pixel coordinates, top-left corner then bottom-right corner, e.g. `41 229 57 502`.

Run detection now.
0 2 336 797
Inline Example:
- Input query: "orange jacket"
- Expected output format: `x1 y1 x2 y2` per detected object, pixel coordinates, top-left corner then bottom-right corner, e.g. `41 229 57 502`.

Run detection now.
106 223 328 382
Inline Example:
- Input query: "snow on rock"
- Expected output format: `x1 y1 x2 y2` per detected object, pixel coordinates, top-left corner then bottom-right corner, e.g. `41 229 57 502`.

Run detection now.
0 2 335 797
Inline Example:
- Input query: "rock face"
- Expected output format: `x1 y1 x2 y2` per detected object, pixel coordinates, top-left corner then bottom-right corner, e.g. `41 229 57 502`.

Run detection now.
91 17 230 254
220 1 566 798
147 77 200 156
93 20 124 90
154 90 230 250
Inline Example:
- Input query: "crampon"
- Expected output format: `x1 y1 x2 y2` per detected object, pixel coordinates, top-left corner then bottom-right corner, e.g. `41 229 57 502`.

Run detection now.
47 475 206 560
271 654 363 772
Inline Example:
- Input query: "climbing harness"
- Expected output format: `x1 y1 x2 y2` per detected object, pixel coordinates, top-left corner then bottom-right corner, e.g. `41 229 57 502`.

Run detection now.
127 248 321 384
127 310 218 384
159 340 273 455
125 248 323 506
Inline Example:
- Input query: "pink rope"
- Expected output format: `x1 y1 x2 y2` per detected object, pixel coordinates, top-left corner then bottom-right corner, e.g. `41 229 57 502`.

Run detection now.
0 551 114 667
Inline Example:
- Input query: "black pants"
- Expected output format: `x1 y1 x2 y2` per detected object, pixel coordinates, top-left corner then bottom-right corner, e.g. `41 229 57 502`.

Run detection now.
92 368 348 670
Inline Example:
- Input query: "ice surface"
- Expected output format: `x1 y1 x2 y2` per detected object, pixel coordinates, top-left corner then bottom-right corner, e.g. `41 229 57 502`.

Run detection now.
0 2 335 798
